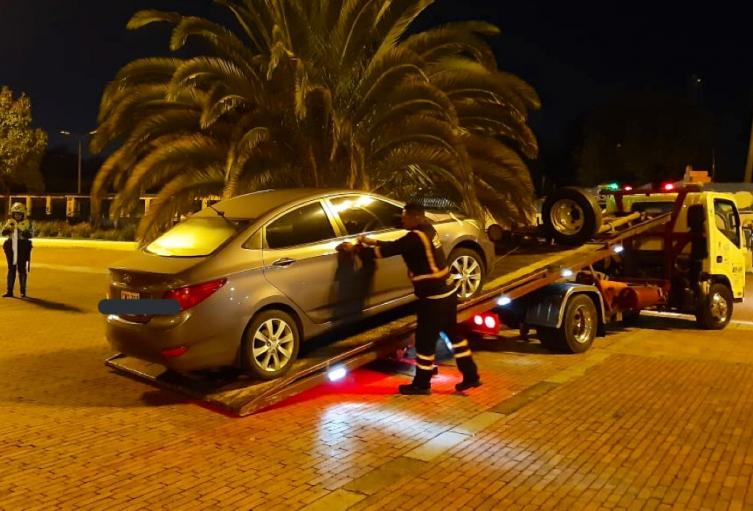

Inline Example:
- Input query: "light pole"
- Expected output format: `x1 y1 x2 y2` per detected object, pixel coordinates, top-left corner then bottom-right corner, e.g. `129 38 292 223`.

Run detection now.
60 130 97 194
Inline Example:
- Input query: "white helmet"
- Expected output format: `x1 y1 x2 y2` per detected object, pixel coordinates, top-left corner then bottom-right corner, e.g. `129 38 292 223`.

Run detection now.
10 202 27 215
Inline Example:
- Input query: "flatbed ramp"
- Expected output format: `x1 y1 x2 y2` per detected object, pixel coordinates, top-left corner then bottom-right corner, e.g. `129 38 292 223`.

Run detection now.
106 213 670 416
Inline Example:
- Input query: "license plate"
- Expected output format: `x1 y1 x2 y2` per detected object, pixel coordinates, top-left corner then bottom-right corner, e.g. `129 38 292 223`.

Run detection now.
121 291 140 300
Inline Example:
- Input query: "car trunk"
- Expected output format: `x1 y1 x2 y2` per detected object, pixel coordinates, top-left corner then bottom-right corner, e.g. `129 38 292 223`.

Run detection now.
108 251 207 323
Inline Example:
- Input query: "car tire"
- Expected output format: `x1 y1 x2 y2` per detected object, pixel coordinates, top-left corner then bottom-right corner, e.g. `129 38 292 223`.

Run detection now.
542 187 603 246
696 283 733 330
448 248 486 302
242 309 301 380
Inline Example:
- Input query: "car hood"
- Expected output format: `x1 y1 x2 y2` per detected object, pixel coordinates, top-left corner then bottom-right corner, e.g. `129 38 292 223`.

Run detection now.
109 251 208 276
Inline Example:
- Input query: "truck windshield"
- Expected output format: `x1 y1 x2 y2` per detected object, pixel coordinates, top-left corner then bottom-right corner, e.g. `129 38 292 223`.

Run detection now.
146 217 246 257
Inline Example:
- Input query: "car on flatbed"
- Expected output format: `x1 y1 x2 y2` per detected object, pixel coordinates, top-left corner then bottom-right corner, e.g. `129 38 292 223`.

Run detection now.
105 189 494 379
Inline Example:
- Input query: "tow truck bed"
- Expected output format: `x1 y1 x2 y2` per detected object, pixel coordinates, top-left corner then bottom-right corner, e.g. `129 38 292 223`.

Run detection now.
106 212 671 416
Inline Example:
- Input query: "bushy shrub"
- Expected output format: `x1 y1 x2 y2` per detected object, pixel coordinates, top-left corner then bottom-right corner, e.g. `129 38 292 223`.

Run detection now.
31 220 136 241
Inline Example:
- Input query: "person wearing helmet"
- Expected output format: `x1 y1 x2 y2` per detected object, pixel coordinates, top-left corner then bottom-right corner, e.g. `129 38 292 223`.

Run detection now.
2 202 33 298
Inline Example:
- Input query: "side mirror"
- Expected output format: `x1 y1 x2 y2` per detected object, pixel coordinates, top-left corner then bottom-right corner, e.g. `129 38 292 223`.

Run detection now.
487 224 504 243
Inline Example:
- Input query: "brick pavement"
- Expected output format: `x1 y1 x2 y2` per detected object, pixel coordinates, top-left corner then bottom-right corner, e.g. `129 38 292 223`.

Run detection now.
1 248 752 510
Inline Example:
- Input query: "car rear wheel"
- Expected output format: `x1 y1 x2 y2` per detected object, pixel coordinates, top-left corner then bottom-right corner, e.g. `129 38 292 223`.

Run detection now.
242 310 300 380
448 248 486 301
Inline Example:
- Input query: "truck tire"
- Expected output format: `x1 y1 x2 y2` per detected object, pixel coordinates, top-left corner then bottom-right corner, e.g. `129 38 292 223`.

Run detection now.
542 187 603 246
537 294 598 353
242 309 301 380
448 248 486 301
696 283 733 330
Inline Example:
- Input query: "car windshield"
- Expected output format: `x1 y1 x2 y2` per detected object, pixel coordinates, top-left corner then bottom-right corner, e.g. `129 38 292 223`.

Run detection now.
145 217 246 257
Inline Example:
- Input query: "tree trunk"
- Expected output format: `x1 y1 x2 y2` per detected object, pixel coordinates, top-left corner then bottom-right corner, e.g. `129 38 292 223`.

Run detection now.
1 179 9 218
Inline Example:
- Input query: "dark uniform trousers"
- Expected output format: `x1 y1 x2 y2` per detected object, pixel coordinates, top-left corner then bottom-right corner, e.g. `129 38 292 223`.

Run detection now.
413 291 478 388
4 239 30 295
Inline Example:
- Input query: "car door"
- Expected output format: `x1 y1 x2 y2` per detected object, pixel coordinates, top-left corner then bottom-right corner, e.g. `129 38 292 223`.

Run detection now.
708 197 746 299
326 194 414 310
261 200 343 324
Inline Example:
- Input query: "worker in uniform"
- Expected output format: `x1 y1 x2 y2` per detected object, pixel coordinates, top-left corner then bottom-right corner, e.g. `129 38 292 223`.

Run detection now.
2 202 33 298
338 202 481 395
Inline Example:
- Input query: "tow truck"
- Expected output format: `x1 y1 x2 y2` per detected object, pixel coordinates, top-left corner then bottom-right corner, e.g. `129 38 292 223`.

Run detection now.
107 182 747 416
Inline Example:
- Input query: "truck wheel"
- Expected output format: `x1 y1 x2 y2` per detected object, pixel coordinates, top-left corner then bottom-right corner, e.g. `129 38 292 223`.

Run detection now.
537 294 598 353
696 283 733 330
542 187 603 246
448 248 486 301
242 310 300 380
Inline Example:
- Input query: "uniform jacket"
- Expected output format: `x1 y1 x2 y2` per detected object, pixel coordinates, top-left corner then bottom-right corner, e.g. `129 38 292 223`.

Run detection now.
2 217 33 265
359 222 455 299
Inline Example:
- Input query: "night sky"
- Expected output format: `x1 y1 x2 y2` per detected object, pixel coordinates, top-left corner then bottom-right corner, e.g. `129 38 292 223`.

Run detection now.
3 1 753 181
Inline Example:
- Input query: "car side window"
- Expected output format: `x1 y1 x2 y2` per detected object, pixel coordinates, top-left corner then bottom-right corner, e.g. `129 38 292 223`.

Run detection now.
713 199 741 247
330 195 403 235
265 202 336 249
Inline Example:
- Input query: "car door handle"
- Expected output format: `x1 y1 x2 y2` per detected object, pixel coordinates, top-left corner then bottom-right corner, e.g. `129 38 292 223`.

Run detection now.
717 256 723 263
272 258 296 267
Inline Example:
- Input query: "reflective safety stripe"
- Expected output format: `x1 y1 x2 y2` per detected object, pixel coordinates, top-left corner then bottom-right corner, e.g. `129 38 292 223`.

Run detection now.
416 353 435 361
416 362 434 371
452 340 469 349
426 285 458 300
414 230 440 273
454 350 473 358
411 267 449 282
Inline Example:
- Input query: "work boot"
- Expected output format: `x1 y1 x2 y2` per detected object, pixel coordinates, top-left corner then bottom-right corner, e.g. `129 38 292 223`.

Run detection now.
399 384 431 395
455 377 482 392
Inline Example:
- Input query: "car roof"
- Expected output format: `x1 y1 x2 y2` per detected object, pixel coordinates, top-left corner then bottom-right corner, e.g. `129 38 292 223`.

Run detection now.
193 188 389 220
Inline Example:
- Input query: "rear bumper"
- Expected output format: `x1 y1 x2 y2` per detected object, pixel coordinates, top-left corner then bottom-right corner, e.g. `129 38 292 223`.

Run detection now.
105 313 240 372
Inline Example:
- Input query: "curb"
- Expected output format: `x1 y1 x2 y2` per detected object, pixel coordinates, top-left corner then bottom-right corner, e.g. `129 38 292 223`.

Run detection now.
31 238 138 251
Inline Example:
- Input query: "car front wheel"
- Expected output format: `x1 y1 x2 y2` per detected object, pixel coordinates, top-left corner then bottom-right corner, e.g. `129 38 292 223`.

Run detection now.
242 310 300 380
448 248 485 301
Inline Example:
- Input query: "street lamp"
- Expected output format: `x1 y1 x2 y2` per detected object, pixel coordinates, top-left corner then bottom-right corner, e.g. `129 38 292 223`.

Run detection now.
60 129 97 194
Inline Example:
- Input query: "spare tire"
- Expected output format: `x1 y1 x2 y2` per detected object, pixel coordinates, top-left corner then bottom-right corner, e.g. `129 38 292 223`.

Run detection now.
542 187 603 245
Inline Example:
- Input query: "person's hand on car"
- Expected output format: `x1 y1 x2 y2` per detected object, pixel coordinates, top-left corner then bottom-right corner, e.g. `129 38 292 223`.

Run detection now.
357 235 378 246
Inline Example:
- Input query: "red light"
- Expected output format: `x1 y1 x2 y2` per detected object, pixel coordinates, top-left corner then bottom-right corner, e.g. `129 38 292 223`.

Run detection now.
623 185 633 191
164 278 227 311
662 183 675 191
161 346 188 358
484 316 497 330
473 315 484 326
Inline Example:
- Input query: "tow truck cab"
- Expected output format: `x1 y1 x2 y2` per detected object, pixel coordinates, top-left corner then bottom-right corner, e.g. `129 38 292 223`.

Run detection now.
604 188 746 304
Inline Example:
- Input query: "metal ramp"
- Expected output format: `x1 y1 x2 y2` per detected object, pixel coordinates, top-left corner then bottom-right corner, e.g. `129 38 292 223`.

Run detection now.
106 212 672 416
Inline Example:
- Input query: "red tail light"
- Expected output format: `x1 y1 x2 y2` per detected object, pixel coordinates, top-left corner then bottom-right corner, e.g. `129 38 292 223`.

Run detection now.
662 183 675 191
162 346 188 358
470 313 500 333
163 278 227 311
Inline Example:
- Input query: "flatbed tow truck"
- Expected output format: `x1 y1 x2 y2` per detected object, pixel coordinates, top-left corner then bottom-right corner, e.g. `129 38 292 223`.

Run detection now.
106 183 747 416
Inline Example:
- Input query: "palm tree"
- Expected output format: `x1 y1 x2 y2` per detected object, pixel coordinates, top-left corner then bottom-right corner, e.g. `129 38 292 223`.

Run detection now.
91 0 540 242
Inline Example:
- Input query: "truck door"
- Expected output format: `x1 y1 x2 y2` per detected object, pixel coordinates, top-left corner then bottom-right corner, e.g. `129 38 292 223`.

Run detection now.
708 197 746 299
